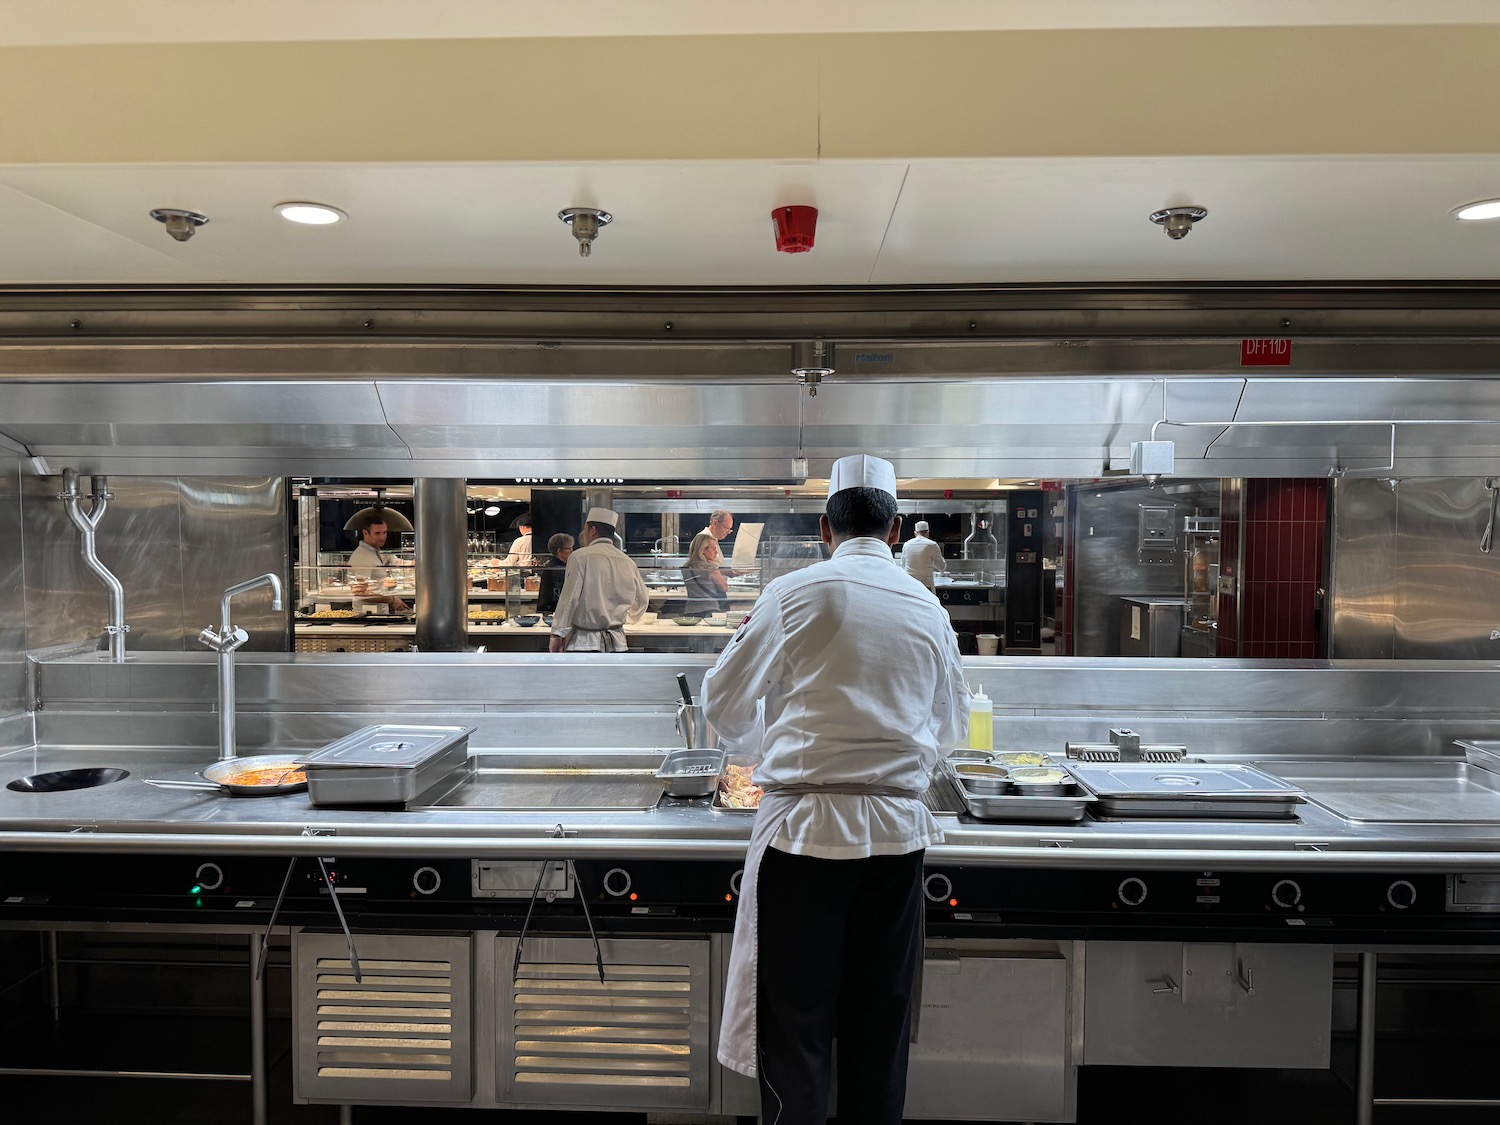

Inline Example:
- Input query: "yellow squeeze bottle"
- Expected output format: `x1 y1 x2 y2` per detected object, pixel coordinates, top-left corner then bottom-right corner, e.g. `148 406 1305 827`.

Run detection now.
968 684 993 751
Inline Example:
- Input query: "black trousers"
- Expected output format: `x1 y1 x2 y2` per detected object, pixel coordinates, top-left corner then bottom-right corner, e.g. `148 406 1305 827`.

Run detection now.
755 844 925 1125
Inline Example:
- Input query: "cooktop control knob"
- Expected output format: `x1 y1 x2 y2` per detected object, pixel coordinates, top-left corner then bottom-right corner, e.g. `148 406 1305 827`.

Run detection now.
1272 879 1302 908
729 869 744 897
923 873 953 903
194 862 224 892
412 867 441 895
1117 877 1148 907
1387 879 1417 910
603 868 633 897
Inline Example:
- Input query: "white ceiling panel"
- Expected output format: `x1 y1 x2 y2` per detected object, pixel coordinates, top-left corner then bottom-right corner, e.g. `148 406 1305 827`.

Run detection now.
0 162 910 285
0 181 200 282
874 156 1500 283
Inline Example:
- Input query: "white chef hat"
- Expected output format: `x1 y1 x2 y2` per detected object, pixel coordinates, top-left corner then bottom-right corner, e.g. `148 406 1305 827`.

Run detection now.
915 520 930 532
585 507 620 528
827 453 898 499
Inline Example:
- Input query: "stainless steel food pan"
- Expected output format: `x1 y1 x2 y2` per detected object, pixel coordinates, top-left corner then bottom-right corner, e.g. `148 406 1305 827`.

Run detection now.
657 746 727 798
301 723 474 806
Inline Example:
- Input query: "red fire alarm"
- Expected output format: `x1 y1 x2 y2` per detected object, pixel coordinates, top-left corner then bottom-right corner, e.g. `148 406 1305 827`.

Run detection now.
772 205 818 253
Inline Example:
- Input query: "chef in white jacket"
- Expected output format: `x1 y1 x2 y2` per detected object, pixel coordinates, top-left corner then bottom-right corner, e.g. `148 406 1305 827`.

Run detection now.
702 454 969 1125
901 519 946 590
548 507 649 653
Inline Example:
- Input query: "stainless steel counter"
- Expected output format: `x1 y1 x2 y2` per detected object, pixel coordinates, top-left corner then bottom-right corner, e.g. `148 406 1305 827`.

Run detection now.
7 745 1500 871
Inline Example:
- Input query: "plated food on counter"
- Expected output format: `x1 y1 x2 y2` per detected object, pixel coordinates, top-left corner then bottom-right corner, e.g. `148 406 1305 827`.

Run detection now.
220 765 307 788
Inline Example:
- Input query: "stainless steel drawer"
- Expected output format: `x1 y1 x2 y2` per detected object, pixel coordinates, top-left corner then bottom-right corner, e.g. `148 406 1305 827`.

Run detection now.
1083 941 1332 1068
293 931 473 1104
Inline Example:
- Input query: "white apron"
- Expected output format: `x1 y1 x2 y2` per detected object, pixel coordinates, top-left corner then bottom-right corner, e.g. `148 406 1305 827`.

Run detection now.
717 783 924 1078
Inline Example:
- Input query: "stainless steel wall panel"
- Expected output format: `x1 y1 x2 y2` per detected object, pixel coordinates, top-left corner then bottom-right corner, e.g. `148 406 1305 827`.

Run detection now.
22 475 286 655
1331 478 1500 659
178 477 289 652
0 456 26 721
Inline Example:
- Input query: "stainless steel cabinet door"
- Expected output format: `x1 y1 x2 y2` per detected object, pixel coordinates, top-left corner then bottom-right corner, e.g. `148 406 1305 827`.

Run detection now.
904 951 1074 1122
496 935 711 1112
1083 941 1332 1068
292 931 473 1104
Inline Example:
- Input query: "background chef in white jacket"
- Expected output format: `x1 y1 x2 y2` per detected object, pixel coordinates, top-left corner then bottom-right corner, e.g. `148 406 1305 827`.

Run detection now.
901 519 946 590
346 515 410 612
702 453 969 1125
548 507 649 653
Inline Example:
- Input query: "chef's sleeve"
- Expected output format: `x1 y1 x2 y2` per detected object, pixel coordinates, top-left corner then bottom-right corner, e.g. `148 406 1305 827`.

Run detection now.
625 567 650 625
550 559 581 639
702 593 785 760
931 622 970 752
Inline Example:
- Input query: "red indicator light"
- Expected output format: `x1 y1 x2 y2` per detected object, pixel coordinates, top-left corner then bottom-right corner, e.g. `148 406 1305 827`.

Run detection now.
725 894 733 902
949 898 958 907
629 892 638 901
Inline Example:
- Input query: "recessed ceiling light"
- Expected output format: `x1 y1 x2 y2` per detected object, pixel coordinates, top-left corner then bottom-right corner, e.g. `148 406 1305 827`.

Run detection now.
274 202 346 225
1453 199 1500 222
484 505 501 517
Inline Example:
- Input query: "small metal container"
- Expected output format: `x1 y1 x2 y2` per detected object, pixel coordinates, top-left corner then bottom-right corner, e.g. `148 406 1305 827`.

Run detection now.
657 746 727 798
299 724 474 806
1008 766 1072 796
952 763 1010 794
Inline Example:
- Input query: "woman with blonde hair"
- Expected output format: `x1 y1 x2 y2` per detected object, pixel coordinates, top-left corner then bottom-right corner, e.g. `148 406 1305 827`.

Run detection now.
681 532 730 616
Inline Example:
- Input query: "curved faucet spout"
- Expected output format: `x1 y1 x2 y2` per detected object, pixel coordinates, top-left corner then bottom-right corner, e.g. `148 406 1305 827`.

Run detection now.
220 573 284 638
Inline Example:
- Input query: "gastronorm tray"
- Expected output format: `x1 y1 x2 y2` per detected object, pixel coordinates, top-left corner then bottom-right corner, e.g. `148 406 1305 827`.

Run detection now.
1456 739 1500 775
1066 762 1303 819
938 759 1095 823
300 723 475 806
658 746 727 798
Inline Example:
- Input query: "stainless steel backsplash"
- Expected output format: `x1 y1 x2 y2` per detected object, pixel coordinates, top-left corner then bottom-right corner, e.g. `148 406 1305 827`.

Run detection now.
0 471 288 737
1331 478 1500 659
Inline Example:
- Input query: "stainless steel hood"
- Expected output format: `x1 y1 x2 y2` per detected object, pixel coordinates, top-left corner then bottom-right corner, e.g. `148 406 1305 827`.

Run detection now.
4 284 1500 479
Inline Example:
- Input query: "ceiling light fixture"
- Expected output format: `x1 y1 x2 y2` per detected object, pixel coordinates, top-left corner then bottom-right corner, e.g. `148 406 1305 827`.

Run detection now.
558 207 612 257
274 202 347 225
1453 199 1500 222
1149 206 1208 240
149 208 209 242
484 505 502 517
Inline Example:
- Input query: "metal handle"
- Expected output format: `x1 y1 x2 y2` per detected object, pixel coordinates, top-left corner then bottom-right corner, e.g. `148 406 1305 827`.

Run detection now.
316 854 361 984
1237 962 1256 996
1151 974 1181 995
141 778 222 792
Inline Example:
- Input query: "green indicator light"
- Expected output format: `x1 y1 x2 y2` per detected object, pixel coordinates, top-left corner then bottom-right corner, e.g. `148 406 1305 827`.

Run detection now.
188 884 202 895
193 896 204 908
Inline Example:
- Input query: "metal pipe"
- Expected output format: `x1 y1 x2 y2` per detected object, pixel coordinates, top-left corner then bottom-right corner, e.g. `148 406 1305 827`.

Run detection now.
961 513 978 560
202 574 283 761
58 468 128 662
1356 951 1377 1125
414 478 467 652
6 831 1500 870
249 934 267 1125
46 930 59 1022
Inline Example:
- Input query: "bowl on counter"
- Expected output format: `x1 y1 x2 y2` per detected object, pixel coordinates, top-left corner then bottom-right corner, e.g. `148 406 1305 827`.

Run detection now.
671 616 702 627
513 614 542 627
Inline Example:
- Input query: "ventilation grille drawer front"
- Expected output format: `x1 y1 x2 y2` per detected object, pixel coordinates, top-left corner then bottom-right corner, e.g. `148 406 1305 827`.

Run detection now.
294 932 472 1104
498 936 710 1111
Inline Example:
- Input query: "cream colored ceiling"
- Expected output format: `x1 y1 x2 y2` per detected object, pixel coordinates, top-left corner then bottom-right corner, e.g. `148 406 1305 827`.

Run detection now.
0 14 1497 286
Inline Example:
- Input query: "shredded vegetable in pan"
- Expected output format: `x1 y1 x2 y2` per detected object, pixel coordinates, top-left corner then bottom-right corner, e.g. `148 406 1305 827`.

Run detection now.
221 766 306 787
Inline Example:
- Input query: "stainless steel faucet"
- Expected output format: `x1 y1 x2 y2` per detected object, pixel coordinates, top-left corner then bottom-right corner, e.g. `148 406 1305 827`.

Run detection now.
200 573 283 761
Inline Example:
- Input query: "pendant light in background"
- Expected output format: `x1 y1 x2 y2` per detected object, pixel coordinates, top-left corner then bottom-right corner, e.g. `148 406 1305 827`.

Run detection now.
343 488 414 534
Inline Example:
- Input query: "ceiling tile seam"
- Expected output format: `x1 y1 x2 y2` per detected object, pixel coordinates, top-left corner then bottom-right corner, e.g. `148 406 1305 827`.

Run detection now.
867 164 912 283
0 178 208 277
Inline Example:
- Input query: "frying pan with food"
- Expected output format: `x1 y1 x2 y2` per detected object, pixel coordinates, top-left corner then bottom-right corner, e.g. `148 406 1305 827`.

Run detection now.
142 754 309 797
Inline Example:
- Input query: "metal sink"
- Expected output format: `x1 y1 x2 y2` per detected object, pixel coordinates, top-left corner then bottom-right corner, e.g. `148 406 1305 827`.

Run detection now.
6 767 132 793
1254 759 1500 824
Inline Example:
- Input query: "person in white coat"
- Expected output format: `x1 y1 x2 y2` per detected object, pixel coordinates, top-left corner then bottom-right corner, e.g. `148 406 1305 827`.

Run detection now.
548 507 649 653
702 454 969 1125
901 519 946 590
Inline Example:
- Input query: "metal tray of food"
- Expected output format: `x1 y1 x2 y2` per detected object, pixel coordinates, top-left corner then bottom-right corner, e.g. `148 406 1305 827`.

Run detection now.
713 761 763 812
1066 762 1303 819
299 723 475 806
937 759 1095 823
658 746 728 798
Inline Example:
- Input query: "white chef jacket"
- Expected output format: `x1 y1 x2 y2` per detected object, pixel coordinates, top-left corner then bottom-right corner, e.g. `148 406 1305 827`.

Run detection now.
901 535 946 590
549 538 650 652
501 532 534 567
703 535 969 1077
704 536 968 859
347 541 393 581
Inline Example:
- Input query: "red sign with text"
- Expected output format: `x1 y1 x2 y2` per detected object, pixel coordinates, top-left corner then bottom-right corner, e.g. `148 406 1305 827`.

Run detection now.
1240 338 1293 366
